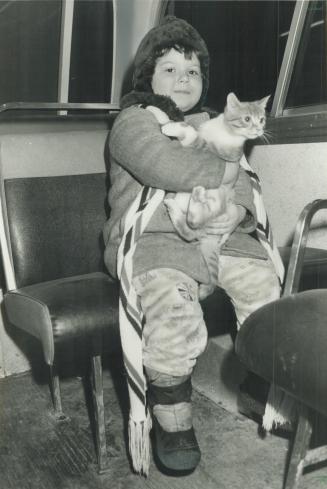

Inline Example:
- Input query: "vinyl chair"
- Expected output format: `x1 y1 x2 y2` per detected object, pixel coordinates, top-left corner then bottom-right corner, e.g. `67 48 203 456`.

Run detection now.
0 131 120 474
236 199 327 489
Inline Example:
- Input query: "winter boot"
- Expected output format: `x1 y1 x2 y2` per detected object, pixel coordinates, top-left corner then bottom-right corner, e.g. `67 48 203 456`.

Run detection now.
147 375 201 473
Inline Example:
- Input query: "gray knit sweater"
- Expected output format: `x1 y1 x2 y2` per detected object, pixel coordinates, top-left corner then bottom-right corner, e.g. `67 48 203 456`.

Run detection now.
103 105 267 284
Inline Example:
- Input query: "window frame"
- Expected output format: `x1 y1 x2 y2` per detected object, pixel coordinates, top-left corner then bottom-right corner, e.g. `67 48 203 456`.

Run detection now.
0 0 118 119
270 1 309 118
268 0 327 144
58 0 74 105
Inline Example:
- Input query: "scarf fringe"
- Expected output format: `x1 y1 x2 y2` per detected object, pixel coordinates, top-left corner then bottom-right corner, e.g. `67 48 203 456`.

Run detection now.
129 412 152 476
262 384 297 431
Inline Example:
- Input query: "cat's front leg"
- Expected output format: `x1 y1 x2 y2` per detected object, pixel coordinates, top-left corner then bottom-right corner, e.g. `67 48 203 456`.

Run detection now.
162 122 198 147
146 105 170 125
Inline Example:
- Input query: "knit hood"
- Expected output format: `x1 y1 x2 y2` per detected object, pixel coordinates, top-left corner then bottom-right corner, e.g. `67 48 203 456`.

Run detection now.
129 15 210 112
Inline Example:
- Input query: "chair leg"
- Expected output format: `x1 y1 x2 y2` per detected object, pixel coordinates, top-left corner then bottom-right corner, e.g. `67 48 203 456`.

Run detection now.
49 364 66 420
91 354 109 474
284 404 312 489
49 365 62 414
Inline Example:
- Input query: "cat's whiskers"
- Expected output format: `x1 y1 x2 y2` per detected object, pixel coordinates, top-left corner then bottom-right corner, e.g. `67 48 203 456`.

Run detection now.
261 134 269 145
259 132 273 145
264 129 275 142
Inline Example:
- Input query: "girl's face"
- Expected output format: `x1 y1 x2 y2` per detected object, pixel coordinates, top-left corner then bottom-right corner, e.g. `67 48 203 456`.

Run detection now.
151 48 202 112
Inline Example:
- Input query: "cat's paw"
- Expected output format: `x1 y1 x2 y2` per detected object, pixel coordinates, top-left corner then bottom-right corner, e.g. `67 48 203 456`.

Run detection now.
198 283 215 301
146 106 170 125
164 198 182 218
165 198 202 242
162 122 198 146
187 187 212 229
191 186 207 203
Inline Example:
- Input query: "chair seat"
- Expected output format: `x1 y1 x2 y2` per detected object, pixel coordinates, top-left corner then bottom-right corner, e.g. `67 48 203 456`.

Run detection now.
4 272 120 365
235 289 327 418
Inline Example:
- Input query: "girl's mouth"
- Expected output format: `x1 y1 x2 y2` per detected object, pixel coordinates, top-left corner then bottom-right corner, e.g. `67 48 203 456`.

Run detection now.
174 90 190 94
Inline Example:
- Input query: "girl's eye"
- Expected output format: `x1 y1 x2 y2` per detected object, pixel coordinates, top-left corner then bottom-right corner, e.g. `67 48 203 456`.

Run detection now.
244 116 250 122
189 70 199 76
166 67 175 73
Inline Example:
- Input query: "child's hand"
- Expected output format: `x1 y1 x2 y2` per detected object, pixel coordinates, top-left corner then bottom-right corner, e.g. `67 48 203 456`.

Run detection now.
205 203 245 235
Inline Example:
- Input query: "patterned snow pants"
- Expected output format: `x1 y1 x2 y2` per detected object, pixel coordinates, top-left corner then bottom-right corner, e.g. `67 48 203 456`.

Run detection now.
133 256 280 377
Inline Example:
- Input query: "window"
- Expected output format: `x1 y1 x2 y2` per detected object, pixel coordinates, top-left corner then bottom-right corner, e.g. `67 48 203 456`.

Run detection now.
0 0 113 110
285 0 327 112
267 0 327 143
69 1 113 104
167 1 295 112
0 1 62 104
168 0 327 143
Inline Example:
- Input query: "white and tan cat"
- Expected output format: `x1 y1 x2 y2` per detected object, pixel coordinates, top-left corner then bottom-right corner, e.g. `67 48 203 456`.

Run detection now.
147 92 269 297
161 92 270 242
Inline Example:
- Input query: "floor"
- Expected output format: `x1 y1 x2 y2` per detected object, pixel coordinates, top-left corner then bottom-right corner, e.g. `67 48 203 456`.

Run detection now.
1 357 327 489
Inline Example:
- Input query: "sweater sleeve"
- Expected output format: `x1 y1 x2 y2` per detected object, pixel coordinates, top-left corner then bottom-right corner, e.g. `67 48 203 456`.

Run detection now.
109 106 227 193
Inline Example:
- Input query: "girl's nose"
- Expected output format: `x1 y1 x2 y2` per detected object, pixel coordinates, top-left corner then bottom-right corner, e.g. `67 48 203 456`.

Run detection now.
178 72 189 83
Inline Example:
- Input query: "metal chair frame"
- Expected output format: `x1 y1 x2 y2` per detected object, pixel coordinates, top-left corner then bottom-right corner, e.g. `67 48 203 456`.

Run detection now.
280 199 327 489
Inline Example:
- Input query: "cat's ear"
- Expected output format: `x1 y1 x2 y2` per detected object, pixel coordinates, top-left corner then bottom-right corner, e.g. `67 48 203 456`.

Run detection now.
226 92 241 109
259 95 271 109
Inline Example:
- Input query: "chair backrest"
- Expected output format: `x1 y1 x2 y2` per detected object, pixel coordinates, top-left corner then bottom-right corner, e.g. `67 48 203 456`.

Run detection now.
0 130 110 290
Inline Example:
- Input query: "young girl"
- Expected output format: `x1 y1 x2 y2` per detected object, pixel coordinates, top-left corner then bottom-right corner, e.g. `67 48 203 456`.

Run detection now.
103 16 281 475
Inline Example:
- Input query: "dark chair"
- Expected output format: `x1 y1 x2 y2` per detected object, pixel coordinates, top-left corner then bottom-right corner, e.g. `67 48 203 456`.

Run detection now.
236 199 327 488
0 130 120 473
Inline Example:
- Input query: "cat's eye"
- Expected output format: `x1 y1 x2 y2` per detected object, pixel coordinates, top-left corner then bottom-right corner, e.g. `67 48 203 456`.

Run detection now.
260 117 265 124
244 116 250 122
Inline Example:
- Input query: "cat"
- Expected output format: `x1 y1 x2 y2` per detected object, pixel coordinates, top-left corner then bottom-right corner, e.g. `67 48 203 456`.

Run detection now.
162 92 270 242
147 92 270 298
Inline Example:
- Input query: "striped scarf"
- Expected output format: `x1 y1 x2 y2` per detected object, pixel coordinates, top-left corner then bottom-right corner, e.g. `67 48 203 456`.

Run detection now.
240 155 284 284
117 158 285 475
117 186 165 475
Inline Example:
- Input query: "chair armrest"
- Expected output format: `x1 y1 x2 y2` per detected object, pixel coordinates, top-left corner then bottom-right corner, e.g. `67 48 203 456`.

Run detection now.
284 199 327 296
